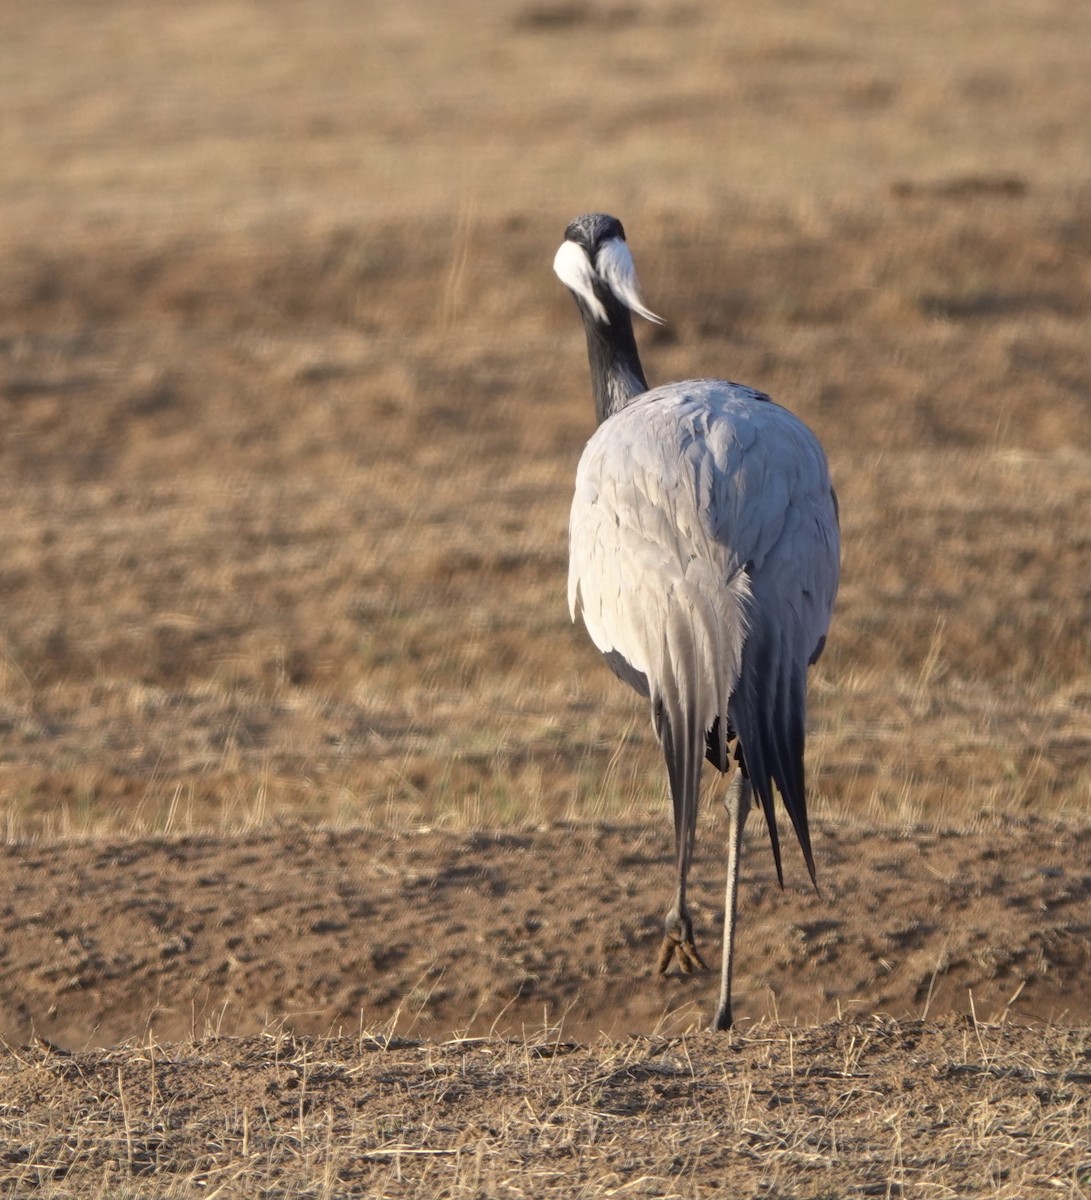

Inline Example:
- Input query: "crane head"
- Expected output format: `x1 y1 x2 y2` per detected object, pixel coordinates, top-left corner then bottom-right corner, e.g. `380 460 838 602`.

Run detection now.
554 213 664 327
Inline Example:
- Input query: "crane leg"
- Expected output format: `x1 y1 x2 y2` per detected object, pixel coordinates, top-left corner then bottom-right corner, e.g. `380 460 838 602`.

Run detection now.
711 771 751 1030
654 706 708 977
657 796 705 974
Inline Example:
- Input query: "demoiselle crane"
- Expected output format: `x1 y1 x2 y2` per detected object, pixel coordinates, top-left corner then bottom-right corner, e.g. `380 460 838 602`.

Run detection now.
555 213 840 1030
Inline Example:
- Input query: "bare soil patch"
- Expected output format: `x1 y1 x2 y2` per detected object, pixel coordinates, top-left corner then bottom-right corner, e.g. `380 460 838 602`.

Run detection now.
0 817 1086 1049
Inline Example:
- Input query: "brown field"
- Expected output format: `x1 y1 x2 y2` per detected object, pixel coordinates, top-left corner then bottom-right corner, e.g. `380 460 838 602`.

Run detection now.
0 0 1088 1194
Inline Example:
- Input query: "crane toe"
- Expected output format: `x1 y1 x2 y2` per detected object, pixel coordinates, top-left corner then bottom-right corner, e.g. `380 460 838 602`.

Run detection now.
656 929 709 976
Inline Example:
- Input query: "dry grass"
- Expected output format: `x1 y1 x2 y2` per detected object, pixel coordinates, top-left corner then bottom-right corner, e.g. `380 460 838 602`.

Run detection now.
0 197 1086 841
2 1017 1088 1198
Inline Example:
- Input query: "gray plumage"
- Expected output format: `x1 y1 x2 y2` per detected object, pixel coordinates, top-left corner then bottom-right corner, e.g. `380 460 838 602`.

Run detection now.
556 213 840 1030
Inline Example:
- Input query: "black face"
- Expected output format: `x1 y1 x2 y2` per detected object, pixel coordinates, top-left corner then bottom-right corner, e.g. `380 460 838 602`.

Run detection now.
563 213 625 254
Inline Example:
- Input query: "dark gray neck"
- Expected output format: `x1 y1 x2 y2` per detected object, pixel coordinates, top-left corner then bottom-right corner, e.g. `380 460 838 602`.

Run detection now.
575 297 649 425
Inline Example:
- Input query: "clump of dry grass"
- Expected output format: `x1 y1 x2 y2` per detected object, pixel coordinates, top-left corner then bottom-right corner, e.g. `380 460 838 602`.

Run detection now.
1 1016 1087 1198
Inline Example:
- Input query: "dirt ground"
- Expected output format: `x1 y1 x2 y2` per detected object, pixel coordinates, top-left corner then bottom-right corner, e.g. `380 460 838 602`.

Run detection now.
0 817 1088 1050
0 0 1088 1193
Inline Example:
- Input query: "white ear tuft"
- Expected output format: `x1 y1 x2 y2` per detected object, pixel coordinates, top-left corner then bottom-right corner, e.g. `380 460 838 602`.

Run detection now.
595 238 664 325
553 239 609 323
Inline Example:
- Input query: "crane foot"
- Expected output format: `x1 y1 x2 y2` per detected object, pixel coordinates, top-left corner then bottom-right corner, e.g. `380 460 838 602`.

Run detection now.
656 930 709 976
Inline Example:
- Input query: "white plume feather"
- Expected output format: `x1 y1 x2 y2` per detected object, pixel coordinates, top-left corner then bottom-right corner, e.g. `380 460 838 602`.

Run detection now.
595 238 664 324
553 235 663 325
553 239 608 322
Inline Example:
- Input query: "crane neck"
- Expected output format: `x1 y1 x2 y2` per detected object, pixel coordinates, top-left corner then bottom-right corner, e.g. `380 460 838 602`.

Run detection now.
577 300 649 425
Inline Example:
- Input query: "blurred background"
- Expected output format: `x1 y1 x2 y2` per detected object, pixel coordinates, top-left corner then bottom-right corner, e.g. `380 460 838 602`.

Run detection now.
0 0 1087 834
